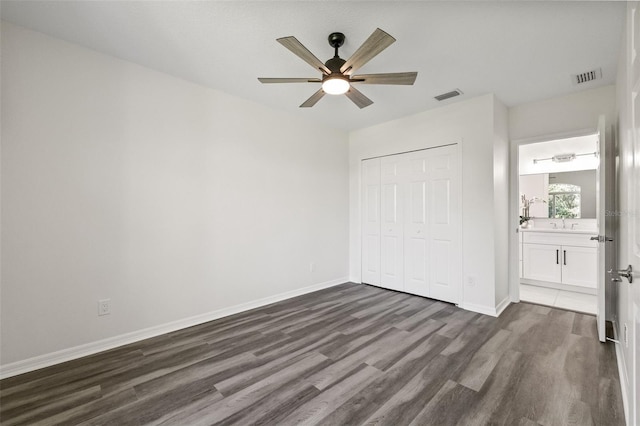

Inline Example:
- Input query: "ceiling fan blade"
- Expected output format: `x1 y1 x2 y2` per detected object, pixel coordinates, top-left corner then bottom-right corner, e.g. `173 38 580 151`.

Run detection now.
258 78 322 83
300 88 326 108
350 72 417 85
277 36 331 75
340 28 396 75
345 86 373 109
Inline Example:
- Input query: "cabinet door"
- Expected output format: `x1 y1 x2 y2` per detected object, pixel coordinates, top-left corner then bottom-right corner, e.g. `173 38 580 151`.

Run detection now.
561 246 597 288
523 243 562 283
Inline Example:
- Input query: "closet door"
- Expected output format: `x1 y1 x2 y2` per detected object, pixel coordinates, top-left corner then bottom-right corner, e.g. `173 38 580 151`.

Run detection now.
403 152 429 297
427 146 460 303
361 158 381 285
380 156 404 291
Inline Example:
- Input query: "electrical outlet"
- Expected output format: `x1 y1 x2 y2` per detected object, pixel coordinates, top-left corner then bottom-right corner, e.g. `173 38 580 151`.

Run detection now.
465 275 476 287
624 323 629 347
309 262 316 273
98 299 111 316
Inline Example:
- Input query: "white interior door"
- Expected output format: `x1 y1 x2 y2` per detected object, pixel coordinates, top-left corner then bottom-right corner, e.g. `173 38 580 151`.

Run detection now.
403 153 429 297
596 116 607 343
629 4 640 424
427 147 460 303
361 158 381 286
380 157 404 291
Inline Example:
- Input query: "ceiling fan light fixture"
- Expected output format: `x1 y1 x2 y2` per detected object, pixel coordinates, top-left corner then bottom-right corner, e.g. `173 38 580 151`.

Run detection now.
322 75 350 95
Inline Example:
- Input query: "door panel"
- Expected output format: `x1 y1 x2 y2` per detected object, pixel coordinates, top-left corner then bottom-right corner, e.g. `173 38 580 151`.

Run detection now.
380 157 404 291
404 154 429 296
361 158 381 285
629 4 640 424
432 239 452 288
427 148 460 303
596 116 606 342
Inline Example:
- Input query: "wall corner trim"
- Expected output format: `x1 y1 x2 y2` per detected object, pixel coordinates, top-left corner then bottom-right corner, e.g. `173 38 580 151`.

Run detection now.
0 277 348 380
460 298 510 317
495 297 511 317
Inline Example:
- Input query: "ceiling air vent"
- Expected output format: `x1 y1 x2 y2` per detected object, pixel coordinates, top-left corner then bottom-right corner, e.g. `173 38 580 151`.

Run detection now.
572 68 602 85
434 89 463 101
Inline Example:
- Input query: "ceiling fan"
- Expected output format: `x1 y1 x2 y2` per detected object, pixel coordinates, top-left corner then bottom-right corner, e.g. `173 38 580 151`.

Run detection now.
258 28 417 109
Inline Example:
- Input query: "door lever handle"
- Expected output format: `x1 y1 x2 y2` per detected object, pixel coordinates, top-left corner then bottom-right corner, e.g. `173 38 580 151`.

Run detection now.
590 235 614 242
608 265 634 284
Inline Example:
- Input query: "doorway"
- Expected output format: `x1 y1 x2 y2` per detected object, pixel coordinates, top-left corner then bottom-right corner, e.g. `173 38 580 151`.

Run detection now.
516 133 600 314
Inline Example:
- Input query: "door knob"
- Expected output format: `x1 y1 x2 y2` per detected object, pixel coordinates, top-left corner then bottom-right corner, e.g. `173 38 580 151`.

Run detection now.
608 265 634 284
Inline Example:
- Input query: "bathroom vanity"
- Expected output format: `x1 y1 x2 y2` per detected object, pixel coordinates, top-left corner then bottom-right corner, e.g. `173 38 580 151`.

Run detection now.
520 228 598 293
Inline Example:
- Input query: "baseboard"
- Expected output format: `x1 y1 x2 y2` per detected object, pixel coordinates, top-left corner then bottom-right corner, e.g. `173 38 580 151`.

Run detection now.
460 297 510 317
495 297 511 316
0 277 348 380
612 321 630 425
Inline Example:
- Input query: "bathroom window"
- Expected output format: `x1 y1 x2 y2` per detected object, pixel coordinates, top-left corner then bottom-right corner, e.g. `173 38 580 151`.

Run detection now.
548 183 581 218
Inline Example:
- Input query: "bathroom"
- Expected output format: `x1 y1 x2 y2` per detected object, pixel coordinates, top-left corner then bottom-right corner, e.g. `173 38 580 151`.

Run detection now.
518 133 600 314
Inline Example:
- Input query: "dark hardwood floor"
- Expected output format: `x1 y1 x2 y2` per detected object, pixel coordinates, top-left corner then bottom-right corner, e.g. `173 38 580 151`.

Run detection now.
0 283 625 425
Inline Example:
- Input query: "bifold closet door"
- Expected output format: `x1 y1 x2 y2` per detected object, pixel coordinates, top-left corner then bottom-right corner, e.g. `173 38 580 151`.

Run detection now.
403 152 429 297
361 158 381 286
379 156 404 291
361 144 460 304
426 147 459 303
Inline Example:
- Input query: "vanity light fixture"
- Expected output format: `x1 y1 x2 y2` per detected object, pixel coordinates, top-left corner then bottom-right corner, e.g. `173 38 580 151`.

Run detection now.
533 151 597 165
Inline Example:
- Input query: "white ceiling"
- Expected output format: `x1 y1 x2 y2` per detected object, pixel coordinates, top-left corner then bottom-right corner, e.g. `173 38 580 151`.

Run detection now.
0 1 625 131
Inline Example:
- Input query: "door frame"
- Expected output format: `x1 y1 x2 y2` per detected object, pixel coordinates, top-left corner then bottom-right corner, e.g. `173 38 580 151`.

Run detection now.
508 128 600 304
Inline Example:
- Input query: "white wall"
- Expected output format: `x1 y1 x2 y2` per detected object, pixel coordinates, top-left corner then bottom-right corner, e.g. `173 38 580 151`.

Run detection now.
349 94 509 315
1 23 349 368
509 85 616 141
507 85 617 304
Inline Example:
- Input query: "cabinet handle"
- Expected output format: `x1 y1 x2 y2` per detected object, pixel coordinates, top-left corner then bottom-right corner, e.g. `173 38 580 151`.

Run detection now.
563 250 567 265
556 249 559 264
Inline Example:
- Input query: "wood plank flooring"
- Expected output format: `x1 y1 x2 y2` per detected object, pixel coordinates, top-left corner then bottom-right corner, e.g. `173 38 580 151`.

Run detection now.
0 283 625 425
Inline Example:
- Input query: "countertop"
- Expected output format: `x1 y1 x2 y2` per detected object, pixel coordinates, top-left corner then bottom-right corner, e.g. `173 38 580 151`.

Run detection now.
519 228 597 235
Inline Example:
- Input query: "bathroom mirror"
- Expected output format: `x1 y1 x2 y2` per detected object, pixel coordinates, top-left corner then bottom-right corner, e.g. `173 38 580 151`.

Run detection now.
519 169 596 218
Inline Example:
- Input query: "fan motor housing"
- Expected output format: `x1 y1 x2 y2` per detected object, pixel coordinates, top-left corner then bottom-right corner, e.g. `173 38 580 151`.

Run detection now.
325 56 346 74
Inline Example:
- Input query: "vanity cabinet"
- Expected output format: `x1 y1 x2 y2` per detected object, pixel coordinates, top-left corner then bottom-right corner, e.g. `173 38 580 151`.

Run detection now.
521 231 597 289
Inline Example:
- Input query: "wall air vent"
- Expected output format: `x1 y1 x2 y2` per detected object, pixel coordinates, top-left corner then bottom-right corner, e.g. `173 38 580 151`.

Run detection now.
434 89 463 101
572 68 602 85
